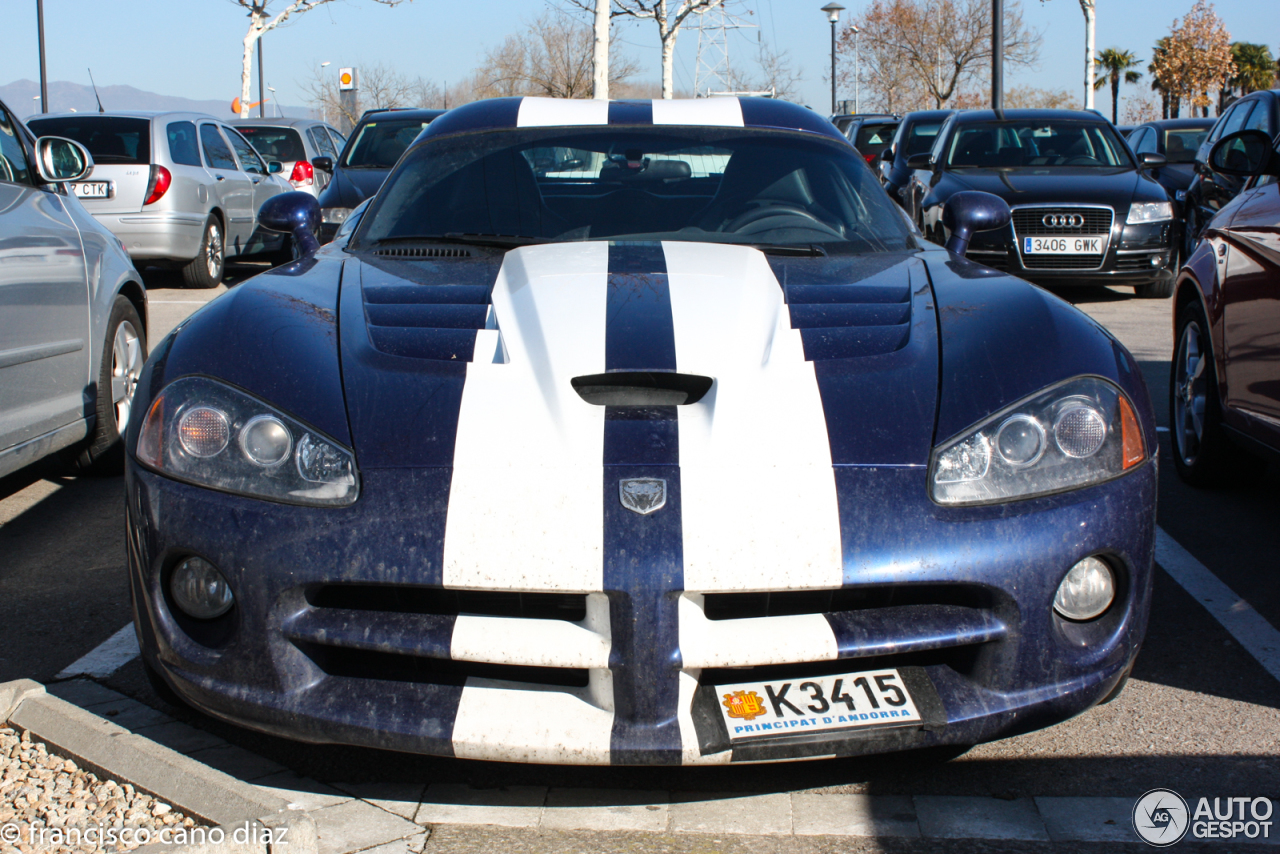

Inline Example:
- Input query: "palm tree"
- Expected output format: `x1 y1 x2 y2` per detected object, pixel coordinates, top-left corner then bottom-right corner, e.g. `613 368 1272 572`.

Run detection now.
1094 48 1143 124
1231 42 1277 94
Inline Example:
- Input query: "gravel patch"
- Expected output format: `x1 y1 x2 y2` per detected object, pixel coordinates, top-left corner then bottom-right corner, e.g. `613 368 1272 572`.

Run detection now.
0 725 205 852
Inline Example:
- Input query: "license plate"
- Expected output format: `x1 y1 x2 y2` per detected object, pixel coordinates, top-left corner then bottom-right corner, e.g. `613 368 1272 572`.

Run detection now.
72 182 110 199
717 668 922 741
1023 236 1101 254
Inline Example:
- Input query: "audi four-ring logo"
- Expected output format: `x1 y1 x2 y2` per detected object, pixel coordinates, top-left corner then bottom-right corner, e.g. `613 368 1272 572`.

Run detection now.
1043 213 1086 228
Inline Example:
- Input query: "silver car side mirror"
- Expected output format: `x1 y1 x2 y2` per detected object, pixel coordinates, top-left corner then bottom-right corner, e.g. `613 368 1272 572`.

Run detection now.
34 136 94 184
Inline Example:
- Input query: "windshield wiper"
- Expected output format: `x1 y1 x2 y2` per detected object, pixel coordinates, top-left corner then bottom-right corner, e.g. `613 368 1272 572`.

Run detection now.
374 233 547 249
746 243 828 257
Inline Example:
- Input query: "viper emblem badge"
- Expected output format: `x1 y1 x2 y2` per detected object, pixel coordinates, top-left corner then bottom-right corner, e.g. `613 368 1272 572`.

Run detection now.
619 478 666 515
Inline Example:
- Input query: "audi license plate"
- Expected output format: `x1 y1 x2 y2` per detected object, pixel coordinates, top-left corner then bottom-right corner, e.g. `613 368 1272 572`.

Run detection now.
717 668 922 741
1023 236 1101 254
72 182 110 199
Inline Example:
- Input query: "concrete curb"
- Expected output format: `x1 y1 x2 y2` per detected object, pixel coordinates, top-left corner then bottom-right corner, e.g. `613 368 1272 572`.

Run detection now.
1 679 287 830
132 814 318 854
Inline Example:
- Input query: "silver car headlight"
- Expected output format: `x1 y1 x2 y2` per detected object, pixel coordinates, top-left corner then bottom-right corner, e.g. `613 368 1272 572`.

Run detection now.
136 376 358 507
930 377 1146 506
1126 202 1173 224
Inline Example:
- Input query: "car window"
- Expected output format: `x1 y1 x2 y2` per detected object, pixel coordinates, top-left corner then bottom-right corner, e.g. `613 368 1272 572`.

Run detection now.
1244 100 1272 134
0 108 34 186
236 126 305 162
854 123 897 151
166 120 202 167
26 115 151 165
327 128 348 155
200 124 238 171
945 120 1131 168
1164 129 1208 163
308 126 338 158
224 127 267 174
904 121 944 157
1133 129 1156 154
342 119 432 168
1217 102 1254 140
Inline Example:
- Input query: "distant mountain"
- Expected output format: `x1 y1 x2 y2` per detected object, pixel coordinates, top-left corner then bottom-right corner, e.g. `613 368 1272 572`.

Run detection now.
2 79 309 120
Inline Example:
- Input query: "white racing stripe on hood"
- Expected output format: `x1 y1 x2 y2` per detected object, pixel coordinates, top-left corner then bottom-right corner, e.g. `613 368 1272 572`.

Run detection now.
652 98 744 127
518 97 610 127
663 241 844 592
443 243 610 592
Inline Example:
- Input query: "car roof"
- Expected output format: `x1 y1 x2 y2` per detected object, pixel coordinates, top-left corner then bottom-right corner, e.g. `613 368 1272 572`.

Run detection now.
951 108 1111 124
357 108 447 124
426 97 846 142
901 110 955 122
229 117 333 127
1137 118 1215 130
28 110 220 123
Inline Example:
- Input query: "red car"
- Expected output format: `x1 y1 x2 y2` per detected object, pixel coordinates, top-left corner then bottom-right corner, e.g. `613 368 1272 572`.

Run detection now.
1171 128 1280 484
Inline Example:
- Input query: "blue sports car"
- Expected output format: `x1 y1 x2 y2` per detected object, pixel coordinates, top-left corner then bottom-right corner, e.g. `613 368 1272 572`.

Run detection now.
126 97 1157 766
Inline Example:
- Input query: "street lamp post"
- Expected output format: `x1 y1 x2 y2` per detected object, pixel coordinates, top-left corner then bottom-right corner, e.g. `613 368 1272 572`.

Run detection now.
821 3 845 115
320 61 331 123
852 25 860 114
36 0 49 114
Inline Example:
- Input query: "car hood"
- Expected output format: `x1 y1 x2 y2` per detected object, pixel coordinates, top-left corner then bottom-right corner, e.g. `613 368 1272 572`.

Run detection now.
943 167 1149 204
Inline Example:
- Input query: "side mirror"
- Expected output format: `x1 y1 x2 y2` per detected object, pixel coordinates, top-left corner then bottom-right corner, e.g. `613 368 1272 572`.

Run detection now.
34 136 93 184
941 191 1011 258
267 161 284 174
1208 129 1274 177
906 152 935 171
880 147 895 163
1138 152 1167 170
258 191 321 258
312 156 334 173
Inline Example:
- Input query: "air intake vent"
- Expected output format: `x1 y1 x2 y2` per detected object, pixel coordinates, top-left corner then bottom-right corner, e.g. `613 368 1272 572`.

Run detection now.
571 372 713 406
374 246 472 258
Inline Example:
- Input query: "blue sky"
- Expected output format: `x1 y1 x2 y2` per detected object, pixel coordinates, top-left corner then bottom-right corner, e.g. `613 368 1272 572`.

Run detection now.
4 0 1277 117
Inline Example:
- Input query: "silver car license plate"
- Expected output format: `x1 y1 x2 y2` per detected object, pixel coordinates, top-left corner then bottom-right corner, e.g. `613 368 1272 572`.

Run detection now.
717 668 922 741
73 182 111 199
1023 236 1102 254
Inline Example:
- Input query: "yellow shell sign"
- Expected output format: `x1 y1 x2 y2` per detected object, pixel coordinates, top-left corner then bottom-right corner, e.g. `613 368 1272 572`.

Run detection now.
339 67 356 91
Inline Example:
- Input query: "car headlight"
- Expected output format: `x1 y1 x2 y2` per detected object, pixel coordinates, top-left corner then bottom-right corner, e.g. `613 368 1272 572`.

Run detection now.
930 377 1146 506
321 206 352 225
135 376 359 507
1126 202 1173 224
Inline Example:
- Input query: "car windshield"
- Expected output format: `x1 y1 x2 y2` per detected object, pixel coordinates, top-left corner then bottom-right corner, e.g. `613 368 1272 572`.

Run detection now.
1163 129 1209 163
945 120 1132 168
236 126 306 161
355 127 915 253
905 122 944 156
26 116 151 165
343 118 433 168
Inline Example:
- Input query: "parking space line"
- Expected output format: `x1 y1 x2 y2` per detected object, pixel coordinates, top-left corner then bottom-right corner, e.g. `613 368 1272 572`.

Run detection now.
54 623 139 680
1156 527 1280 683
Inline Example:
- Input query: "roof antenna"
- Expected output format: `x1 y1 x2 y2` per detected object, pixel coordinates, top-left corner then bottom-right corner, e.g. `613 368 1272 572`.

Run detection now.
87 68 105 113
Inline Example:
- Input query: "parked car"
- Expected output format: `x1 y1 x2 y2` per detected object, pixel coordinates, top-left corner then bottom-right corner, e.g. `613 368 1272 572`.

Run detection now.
904 108 1177 298
129 96 1156 767
840 113 900 164
26 111 292 287
0 98 147 477
229 117 347 199
1181 89 1280 260
878 109 954 203
1128 118 1214 208
1171 127 1280 485
316 107 445 242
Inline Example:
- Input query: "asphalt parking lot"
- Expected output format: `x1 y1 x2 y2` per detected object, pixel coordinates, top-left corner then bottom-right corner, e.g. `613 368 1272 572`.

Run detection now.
2 269 1278 852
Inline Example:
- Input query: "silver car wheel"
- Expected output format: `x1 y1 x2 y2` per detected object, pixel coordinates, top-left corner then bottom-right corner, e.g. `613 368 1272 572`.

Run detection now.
206 223 224 279
111 320 143 431
1173 319 1207 467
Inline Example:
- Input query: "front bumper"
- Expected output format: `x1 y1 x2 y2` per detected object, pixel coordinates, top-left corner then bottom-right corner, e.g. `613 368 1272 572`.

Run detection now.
127 462 1155 765
965 217 1177 288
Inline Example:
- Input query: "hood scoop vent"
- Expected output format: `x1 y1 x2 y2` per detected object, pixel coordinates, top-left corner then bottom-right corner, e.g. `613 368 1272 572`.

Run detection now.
374 246 472 258
571 372 713 406
363 282 496 362
784 280 913 361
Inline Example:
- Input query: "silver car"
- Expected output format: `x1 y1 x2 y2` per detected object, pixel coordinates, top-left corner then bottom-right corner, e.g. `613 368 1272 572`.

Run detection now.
26 111 291 288
229 117 347 199
0 99 147 477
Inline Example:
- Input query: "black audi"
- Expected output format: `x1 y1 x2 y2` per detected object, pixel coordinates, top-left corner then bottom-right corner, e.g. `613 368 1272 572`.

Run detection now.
903 109 1177 298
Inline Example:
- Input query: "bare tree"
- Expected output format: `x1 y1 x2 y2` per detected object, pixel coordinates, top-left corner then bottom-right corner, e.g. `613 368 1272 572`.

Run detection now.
303 62 441 127
474 12 641 99
1005 85 1075 109
838 0 1041 110
727 41 803 100
593 0 611 99
229 0 411 119
611 1 730 99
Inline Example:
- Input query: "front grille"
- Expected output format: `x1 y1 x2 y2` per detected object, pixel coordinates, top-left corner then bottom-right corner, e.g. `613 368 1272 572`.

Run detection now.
703 583 993 620
1115 253 1163 272
298 642 590 687
307 585 587 621
1013 206 1114 271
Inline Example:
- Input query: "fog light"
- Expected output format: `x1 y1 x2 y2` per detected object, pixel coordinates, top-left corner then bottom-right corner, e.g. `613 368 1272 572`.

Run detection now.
1054 404 1106 458
170 556 234 619
177 407 229 458
240 415 292 467
1053 556 1115 621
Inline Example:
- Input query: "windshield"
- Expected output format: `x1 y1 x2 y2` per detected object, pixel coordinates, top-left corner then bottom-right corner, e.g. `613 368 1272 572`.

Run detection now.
1163 129 1209 163
945 120 1132 168
355 127 915 253
343 118 433 168
236 126 305 161
27 116 151 165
